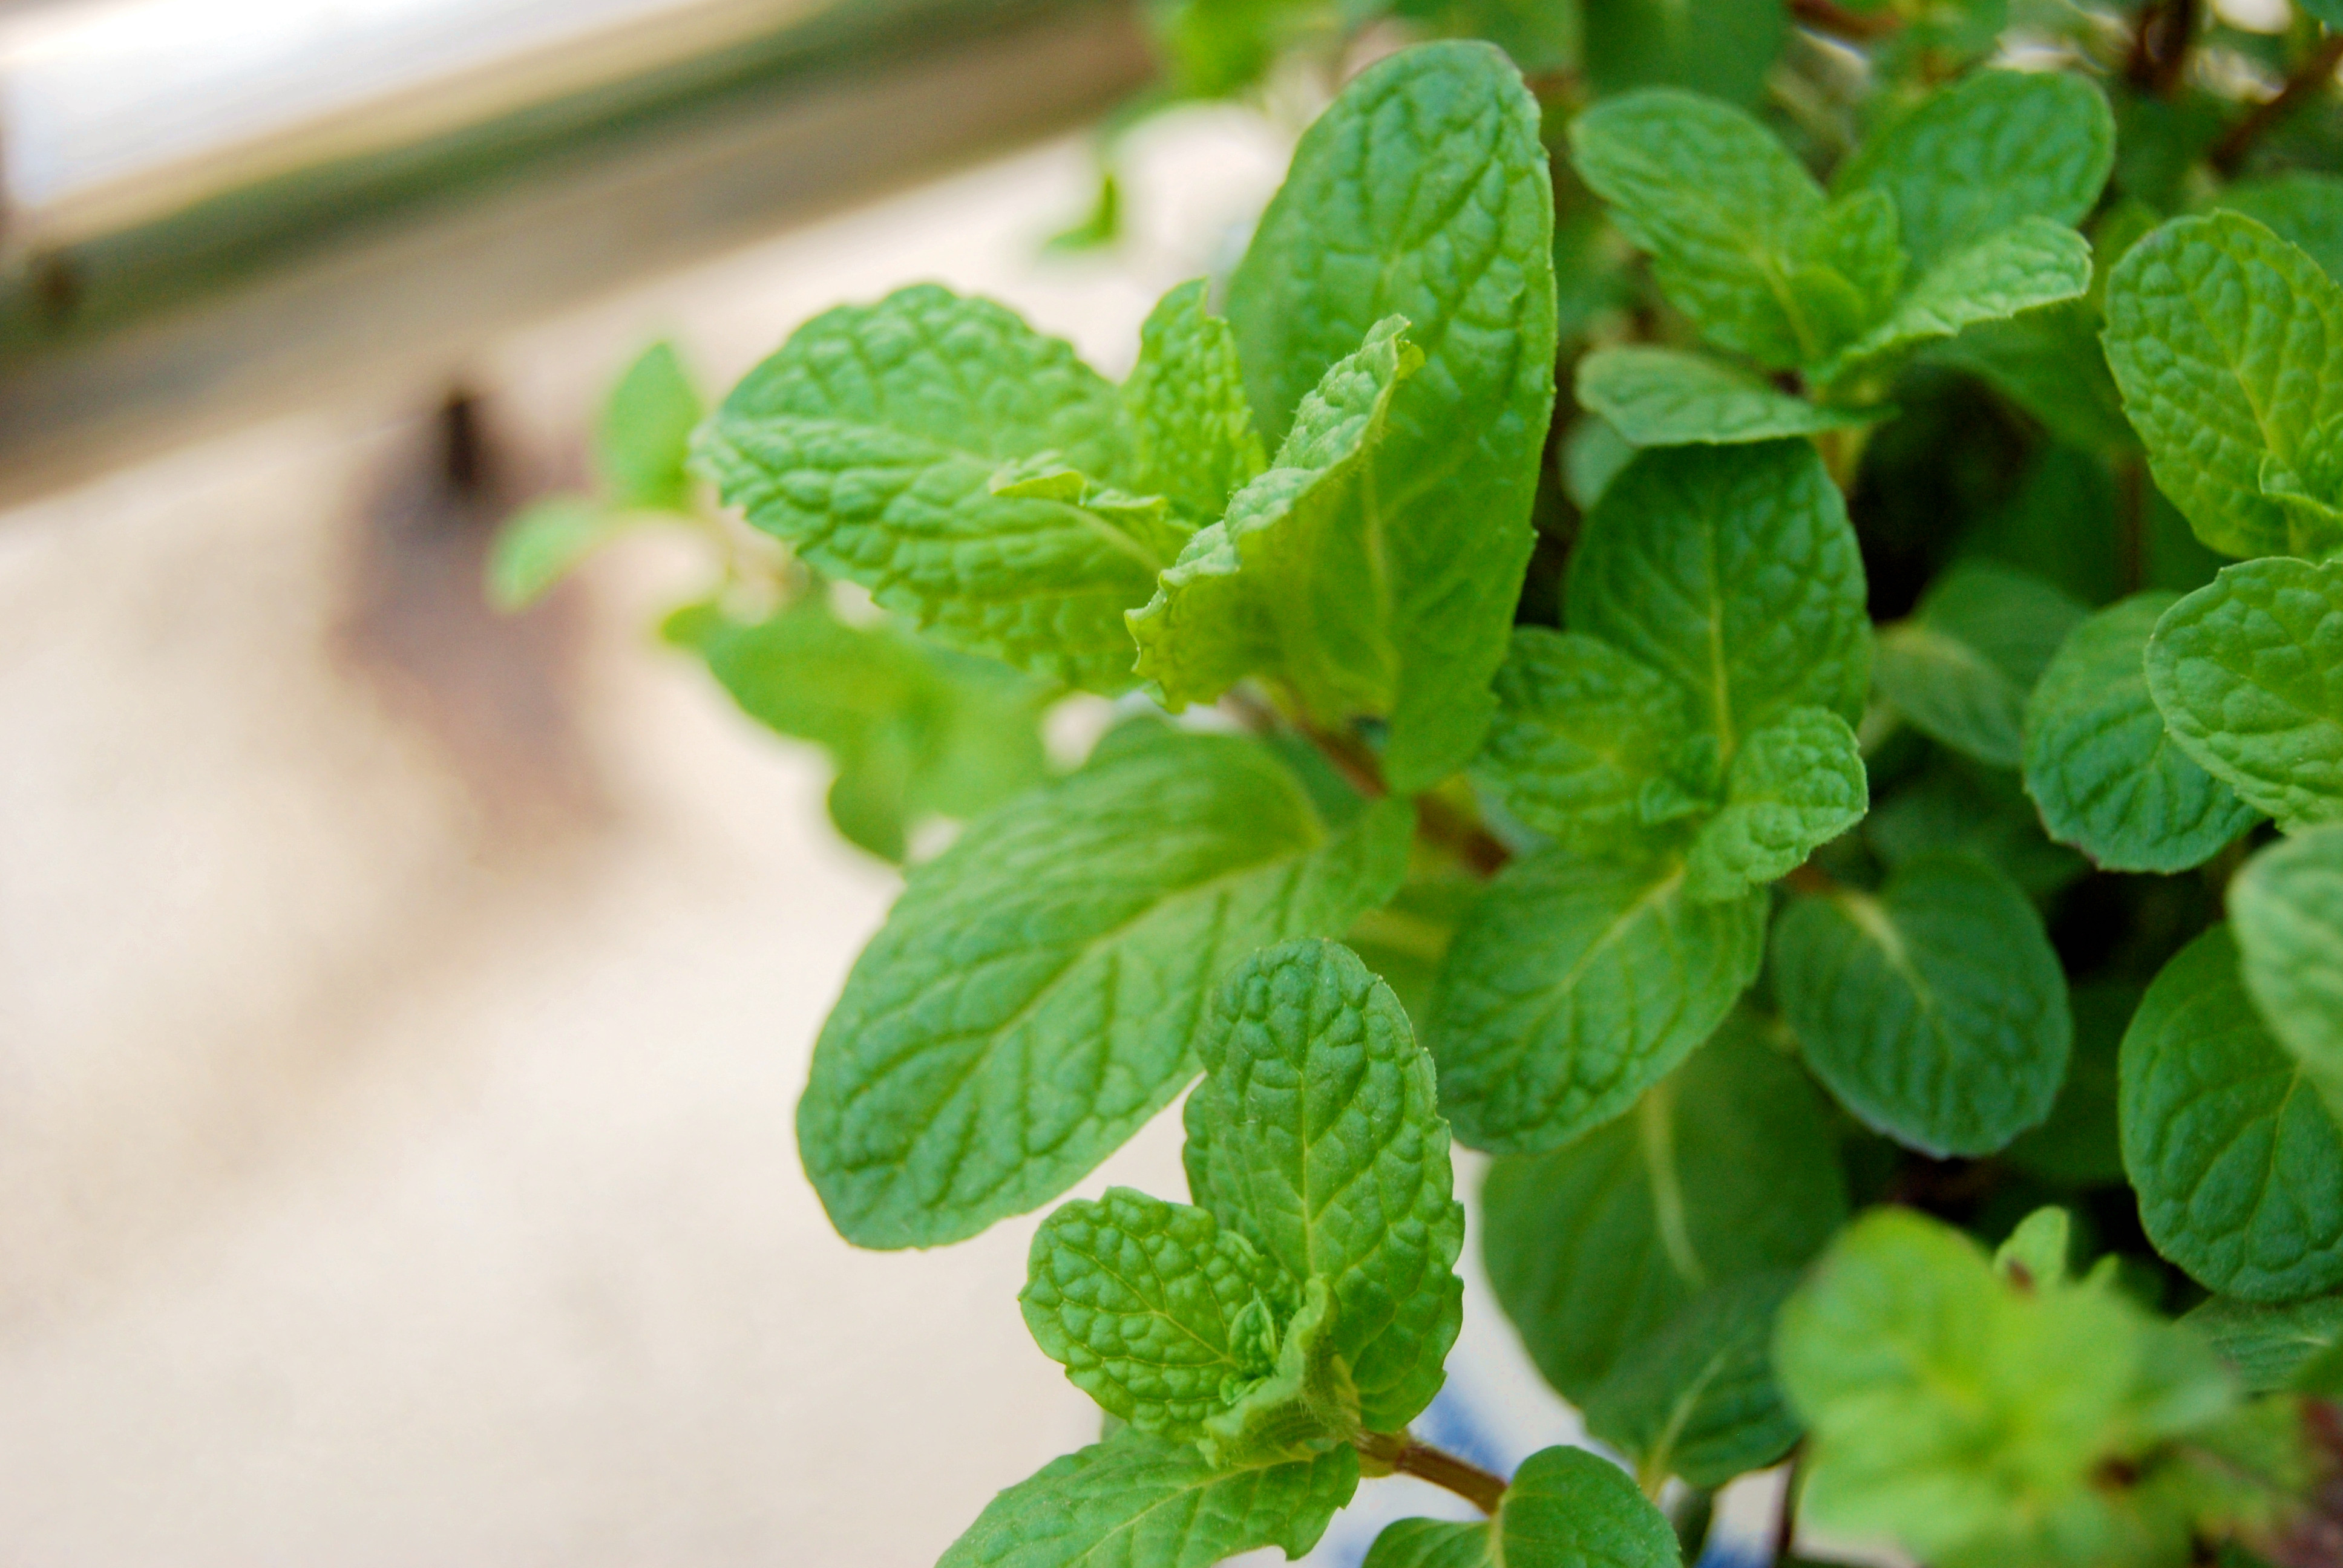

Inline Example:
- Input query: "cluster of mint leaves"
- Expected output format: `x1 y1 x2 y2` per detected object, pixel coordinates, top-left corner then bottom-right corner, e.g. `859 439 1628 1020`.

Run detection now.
487 5 2343 1565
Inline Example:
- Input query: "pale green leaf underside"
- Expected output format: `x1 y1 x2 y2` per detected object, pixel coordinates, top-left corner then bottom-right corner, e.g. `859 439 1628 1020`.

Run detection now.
1773 854 2071 1157
2023 592 2261 873
2146 558 2343 834
1124 278 1267 523
1818 218 2092 387
2120 926 2343 1303
1182 939 1464 1432
1575 347 1878 448
1362 1446 1679 1568
937 1428 1358 1568
1875 560 2088 768
1473 627 1692 846
2233 826 2343 1123
1683 705 1869 901
1427 848 1766 1155
1227 41 1556 791
1582 1270 1802 1491
797 727 1410 1249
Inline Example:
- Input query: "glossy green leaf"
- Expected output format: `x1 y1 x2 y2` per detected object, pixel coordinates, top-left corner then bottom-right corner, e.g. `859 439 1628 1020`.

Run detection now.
2233 825 2343 1121
796 727 1411 1249
1575 347 1879 448
1227 41 1556 789
1772 854 2072 1157
1471 627 1690 848
1360 1446 1679 1568
2120 927 2343 1302
1123 279 1267 523
1181 939 1464 1432
2023 592 2261 872
1481 1018 1847 1401
597 339 704 509
1875 561 2088 768
2185 1292 2343 1393
1682 705 1868 901
1581 1270 1803 1491
2145 558 2343 832
1819 219 2093 388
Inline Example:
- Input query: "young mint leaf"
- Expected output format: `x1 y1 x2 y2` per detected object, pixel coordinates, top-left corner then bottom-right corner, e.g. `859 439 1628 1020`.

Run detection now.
1875 560 2088 768
1197 1276 1359 1466
1128 318 1422 722
1567 440 1872 740
1471 627 1692 849
1180 938 1464 1433
2121 927 2343 1303
1581 0 1784 108
1776 1208 2235 1568
1772 854 2072 1157
1831 70 2114 273
1480 1017 1848 1401
1226 41 1556 790
596 340 704 511
1817 218 2094 389
2103 213 2343 561
796 727 1411 1249
1019 1186 1298 1437
2232 826 2343 1122
2185 1292 2343 1393
2145 558 2343 832
1360 1445 1679 1568
1426 846 1766 1154
2223 175 2343 284
485 497 634 610
1123 279 1266 522
1682 705 1869 901
1803 188 1907 328
1575 347 1883 448
937 1427 1358 1568
1568 90 1828 370
697 285 1179 692
2023 592 2261 873
1994 1205 2076 1289
1580 1270 1803 1492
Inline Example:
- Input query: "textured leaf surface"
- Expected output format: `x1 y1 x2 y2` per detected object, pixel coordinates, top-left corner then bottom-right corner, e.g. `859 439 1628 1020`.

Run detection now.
1481 1019 1847 1401
1683 706 1868 901
2103 213 2343 560
1773 855 2071 1157
699 285 1175 691
2186 1292 2343 1392
1575 347 1878 448
1821 219 2092 386
1833 70 2114 272
1875 561 2088 768
1129 319 1420 721
1020 1188 1293 1436
1123 279 1266 523
797 728 1411 1249
597 339 704 509
2024 593 2261 872
1567 441 1872 742
1182 940 1463 1431
2145 558 2343 832
1472 627 1690 846
1582 1270 1803 1491
1427 848 1766 1155
2123 926 2343 1302
1360 1446 1679 1568
2233 826 2343 1121
1195 1276 1358 1466
1227 42 1556 789
938 1428 1358 1568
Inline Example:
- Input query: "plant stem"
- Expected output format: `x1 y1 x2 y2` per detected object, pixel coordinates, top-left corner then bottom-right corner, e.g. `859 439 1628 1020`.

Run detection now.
1788 0 1898 41
1354 1431 1510 1515
2128 0 2198 97
2117 457 2147 598
1774 1446 1806 1563
2210 31 2343 177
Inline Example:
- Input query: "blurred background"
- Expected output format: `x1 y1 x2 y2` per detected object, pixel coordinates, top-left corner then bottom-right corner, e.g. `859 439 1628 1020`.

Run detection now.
0 0 1733 1561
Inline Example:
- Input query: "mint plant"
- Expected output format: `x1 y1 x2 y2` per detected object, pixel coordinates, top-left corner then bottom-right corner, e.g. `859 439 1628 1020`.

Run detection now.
494 5 2343 1564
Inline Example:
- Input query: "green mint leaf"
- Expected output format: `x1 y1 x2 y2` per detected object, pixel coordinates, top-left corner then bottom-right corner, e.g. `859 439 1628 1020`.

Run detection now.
1227 41 1556 789
1776 1207 2235 1568
1581 0 1784 109
2022 592 2261 872
1180 939 1464 1432
1568 90 1827 370
1874 560 2088 768
485 497 634 610
1480 1017 1848 1401
2233 826 2343 1123
1472 626 1692 848
1581 1270 1804 1492
796 727 1411 1249
2185 1291 2343 1393
1018 1187 1298 1437
1682 705 1869 902
1129 318 1423 720
1360 1445 1680 1568
2145 558 2343 832
1197 1276 1360 1466
2120 926 2343 1303
1803 188 1907 328
1772 854 2072 1157
595 339 704 510
697 284 1176 692
2222 175 2343 284
2005 982 2133 1187
1123 279 1267 522
937 1427 1358 1568
1575 347 1884 448
2103 213 2343 561
1427 847 1766 1154
1866 756 2089 899
1995 1205 2076 1289
1832 70 2114 273
1567 440 1872 742
1818 219 2094 389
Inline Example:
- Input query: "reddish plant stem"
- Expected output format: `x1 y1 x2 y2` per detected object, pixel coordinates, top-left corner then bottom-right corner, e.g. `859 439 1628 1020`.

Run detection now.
2211 31 2343 177
1354 1431 1509 1515
1789 0 1899 41
1784 861 1844 897
2128 0 2198 96
1288 713 1513 878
